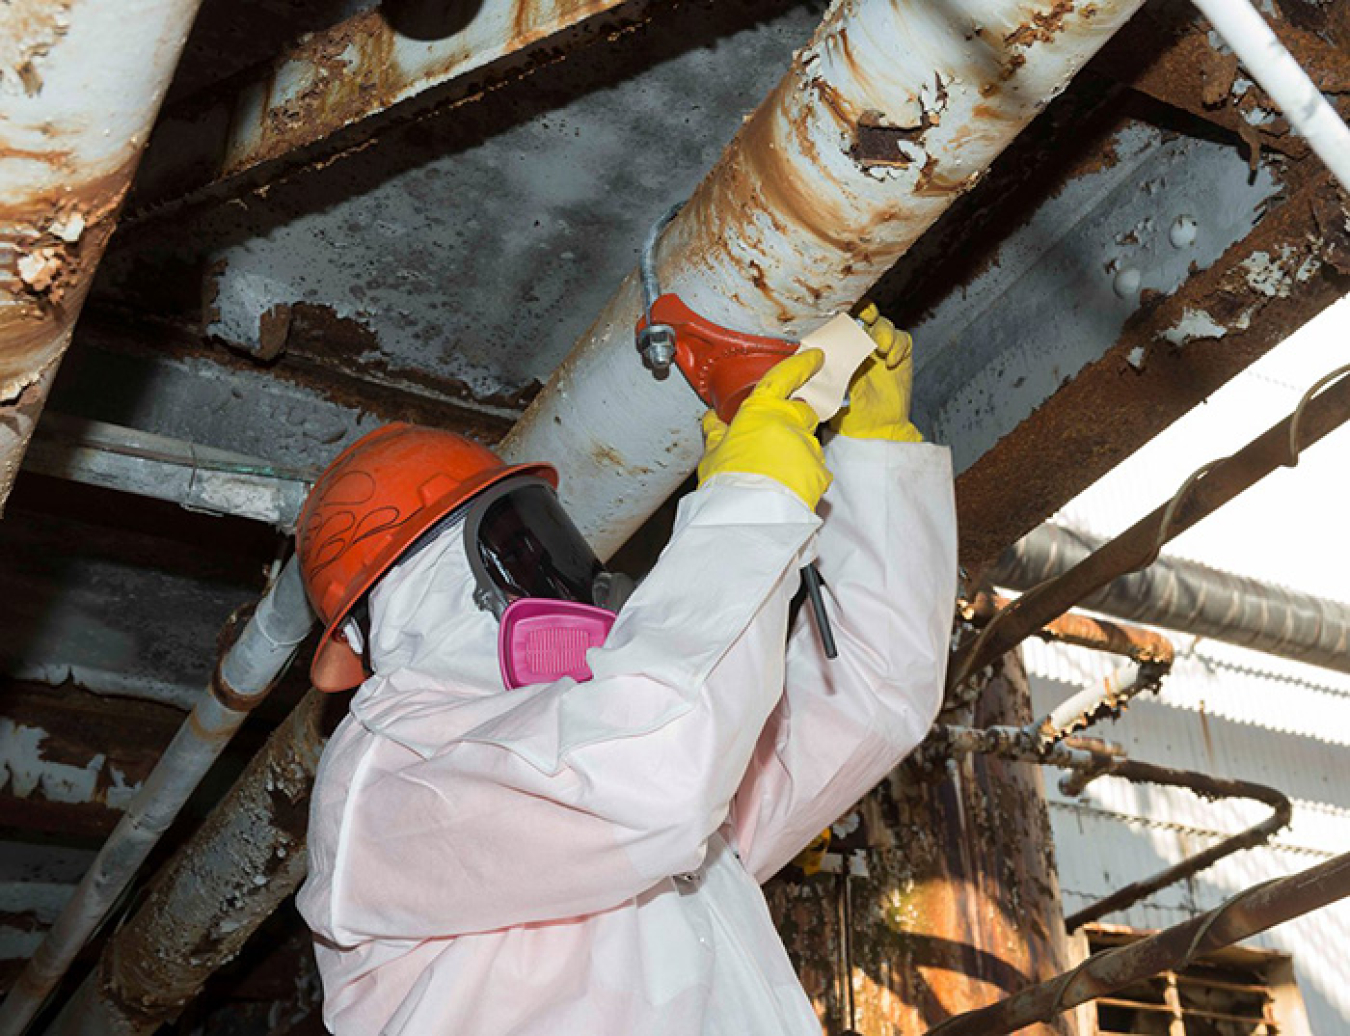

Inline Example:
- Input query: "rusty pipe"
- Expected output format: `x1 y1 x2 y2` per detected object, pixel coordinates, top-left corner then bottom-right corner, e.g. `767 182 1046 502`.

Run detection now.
0 0 205 511
1063 752 1293 930
922 850 1350 1036
497 0 1150 557
933 728 1294 936
0 558 313 1036
964 592 1175 666
953 365 1350 687
991 523 1350 675
44 690 331 1036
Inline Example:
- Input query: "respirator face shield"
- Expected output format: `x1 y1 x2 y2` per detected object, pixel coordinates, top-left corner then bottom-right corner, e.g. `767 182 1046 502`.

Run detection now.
465 477 632 688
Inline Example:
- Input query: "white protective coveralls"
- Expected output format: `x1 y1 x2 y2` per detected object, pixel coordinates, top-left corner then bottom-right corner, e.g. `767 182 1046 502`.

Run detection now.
297 434 958 1034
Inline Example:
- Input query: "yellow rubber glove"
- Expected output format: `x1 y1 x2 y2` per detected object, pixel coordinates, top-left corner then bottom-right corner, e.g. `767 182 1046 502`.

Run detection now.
830 302 923 443
791 827 832 876
697 349 833 510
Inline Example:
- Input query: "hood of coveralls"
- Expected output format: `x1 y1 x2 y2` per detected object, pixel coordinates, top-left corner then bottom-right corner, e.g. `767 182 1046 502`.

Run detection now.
347 517 513 756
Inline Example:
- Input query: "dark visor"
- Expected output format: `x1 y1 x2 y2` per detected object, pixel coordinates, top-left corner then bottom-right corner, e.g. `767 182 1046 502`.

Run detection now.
466 478 605 618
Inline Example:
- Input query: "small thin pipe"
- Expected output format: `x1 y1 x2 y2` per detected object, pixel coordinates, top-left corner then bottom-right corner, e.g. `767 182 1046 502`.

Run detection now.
1032 660 1167 746
921 851 1350 1036
933 730 1292 930
951 365 1350 688
1064 752 1293 930
1190 0 1350 195
0 558 314 1036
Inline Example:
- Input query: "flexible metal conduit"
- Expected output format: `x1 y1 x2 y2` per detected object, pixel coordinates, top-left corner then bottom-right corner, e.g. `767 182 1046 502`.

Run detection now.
991 524 1350 675
499 0 1150 558
922 850 1350 1036
0 559 314 1036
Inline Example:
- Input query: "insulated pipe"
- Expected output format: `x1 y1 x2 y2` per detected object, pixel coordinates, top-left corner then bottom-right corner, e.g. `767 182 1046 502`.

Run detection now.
1190 0 1350 195
0 0 205 512
991 524 1350 675
0 559 314 1036
498 0 1150 558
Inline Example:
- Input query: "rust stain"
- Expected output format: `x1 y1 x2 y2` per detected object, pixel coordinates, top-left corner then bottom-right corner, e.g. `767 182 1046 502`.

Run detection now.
1004 0 1077 50
0 152 139 400
0 0 72 96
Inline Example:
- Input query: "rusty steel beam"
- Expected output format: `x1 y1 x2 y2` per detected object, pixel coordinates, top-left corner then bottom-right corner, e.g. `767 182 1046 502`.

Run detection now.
0 0 205 513
127 0 647 219
500 0 1151 557
922 851 1350 1036
953 160 1350 576
950 359 1350 688
45 690 331 1036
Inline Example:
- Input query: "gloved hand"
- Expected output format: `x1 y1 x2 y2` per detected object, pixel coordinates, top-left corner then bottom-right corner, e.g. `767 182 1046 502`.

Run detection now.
830 303 923 443
697 349 833 510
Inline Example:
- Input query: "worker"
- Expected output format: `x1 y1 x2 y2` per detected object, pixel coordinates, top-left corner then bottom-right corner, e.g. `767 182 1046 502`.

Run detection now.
294 306 957 1034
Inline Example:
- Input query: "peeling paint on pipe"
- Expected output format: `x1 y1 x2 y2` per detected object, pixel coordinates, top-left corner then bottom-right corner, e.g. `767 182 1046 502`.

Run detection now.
499 0 1150 557
0 560 313 1036
0 0 205 512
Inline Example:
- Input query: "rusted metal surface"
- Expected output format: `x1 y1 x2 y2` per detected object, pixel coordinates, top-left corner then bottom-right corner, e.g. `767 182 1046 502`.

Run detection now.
0 560 313 1035
0 682 182 838
951 360 1350 689
768 652 1078 1035
922 851 1350 1036
45 689 334 1035
964 592 1175 666
503 0 1151 555
991 524 1350 675
129 0 648 216
0 0 205 512
930 728 1293 933
952 160 1350 576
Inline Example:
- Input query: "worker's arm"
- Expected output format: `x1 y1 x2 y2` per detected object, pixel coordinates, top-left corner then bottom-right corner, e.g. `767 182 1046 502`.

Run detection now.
300 355 829 945
729 311 960 883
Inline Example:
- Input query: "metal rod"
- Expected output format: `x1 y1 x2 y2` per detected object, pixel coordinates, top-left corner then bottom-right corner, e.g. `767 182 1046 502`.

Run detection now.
1190 0 1350 195
0 559 314 1036
951 365 1350 688
921 851 1350 1036
1064 754 1293 931
498 0 1151 558
989 523 1350 675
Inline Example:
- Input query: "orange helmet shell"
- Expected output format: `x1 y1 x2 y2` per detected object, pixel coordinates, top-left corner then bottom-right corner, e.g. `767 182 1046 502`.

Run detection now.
296 423 556 692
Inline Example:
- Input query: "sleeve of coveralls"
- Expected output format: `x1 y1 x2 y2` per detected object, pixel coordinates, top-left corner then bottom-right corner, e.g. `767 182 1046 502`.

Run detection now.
316 480 821 944
730 436 958 884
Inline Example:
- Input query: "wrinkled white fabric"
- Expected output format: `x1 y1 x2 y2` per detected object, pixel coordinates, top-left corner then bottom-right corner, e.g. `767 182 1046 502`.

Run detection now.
298 436 958 1035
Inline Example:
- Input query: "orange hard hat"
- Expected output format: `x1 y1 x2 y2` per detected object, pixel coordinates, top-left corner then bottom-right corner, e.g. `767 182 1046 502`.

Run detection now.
296 423 556 692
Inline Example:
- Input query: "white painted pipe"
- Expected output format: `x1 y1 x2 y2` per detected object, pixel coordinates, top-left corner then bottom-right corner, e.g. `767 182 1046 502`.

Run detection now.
501 0 1151 558
0 559 314 1036
1191 0 1350 194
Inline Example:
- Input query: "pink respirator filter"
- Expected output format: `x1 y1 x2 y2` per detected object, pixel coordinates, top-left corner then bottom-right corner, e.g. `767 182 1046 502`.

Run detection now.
498 598 617 690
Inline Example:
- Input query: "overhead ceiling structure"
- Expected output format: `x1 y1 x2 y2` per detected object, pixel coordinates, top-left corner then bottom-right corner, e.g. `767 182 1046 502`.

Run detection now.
1 0 1347 1030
